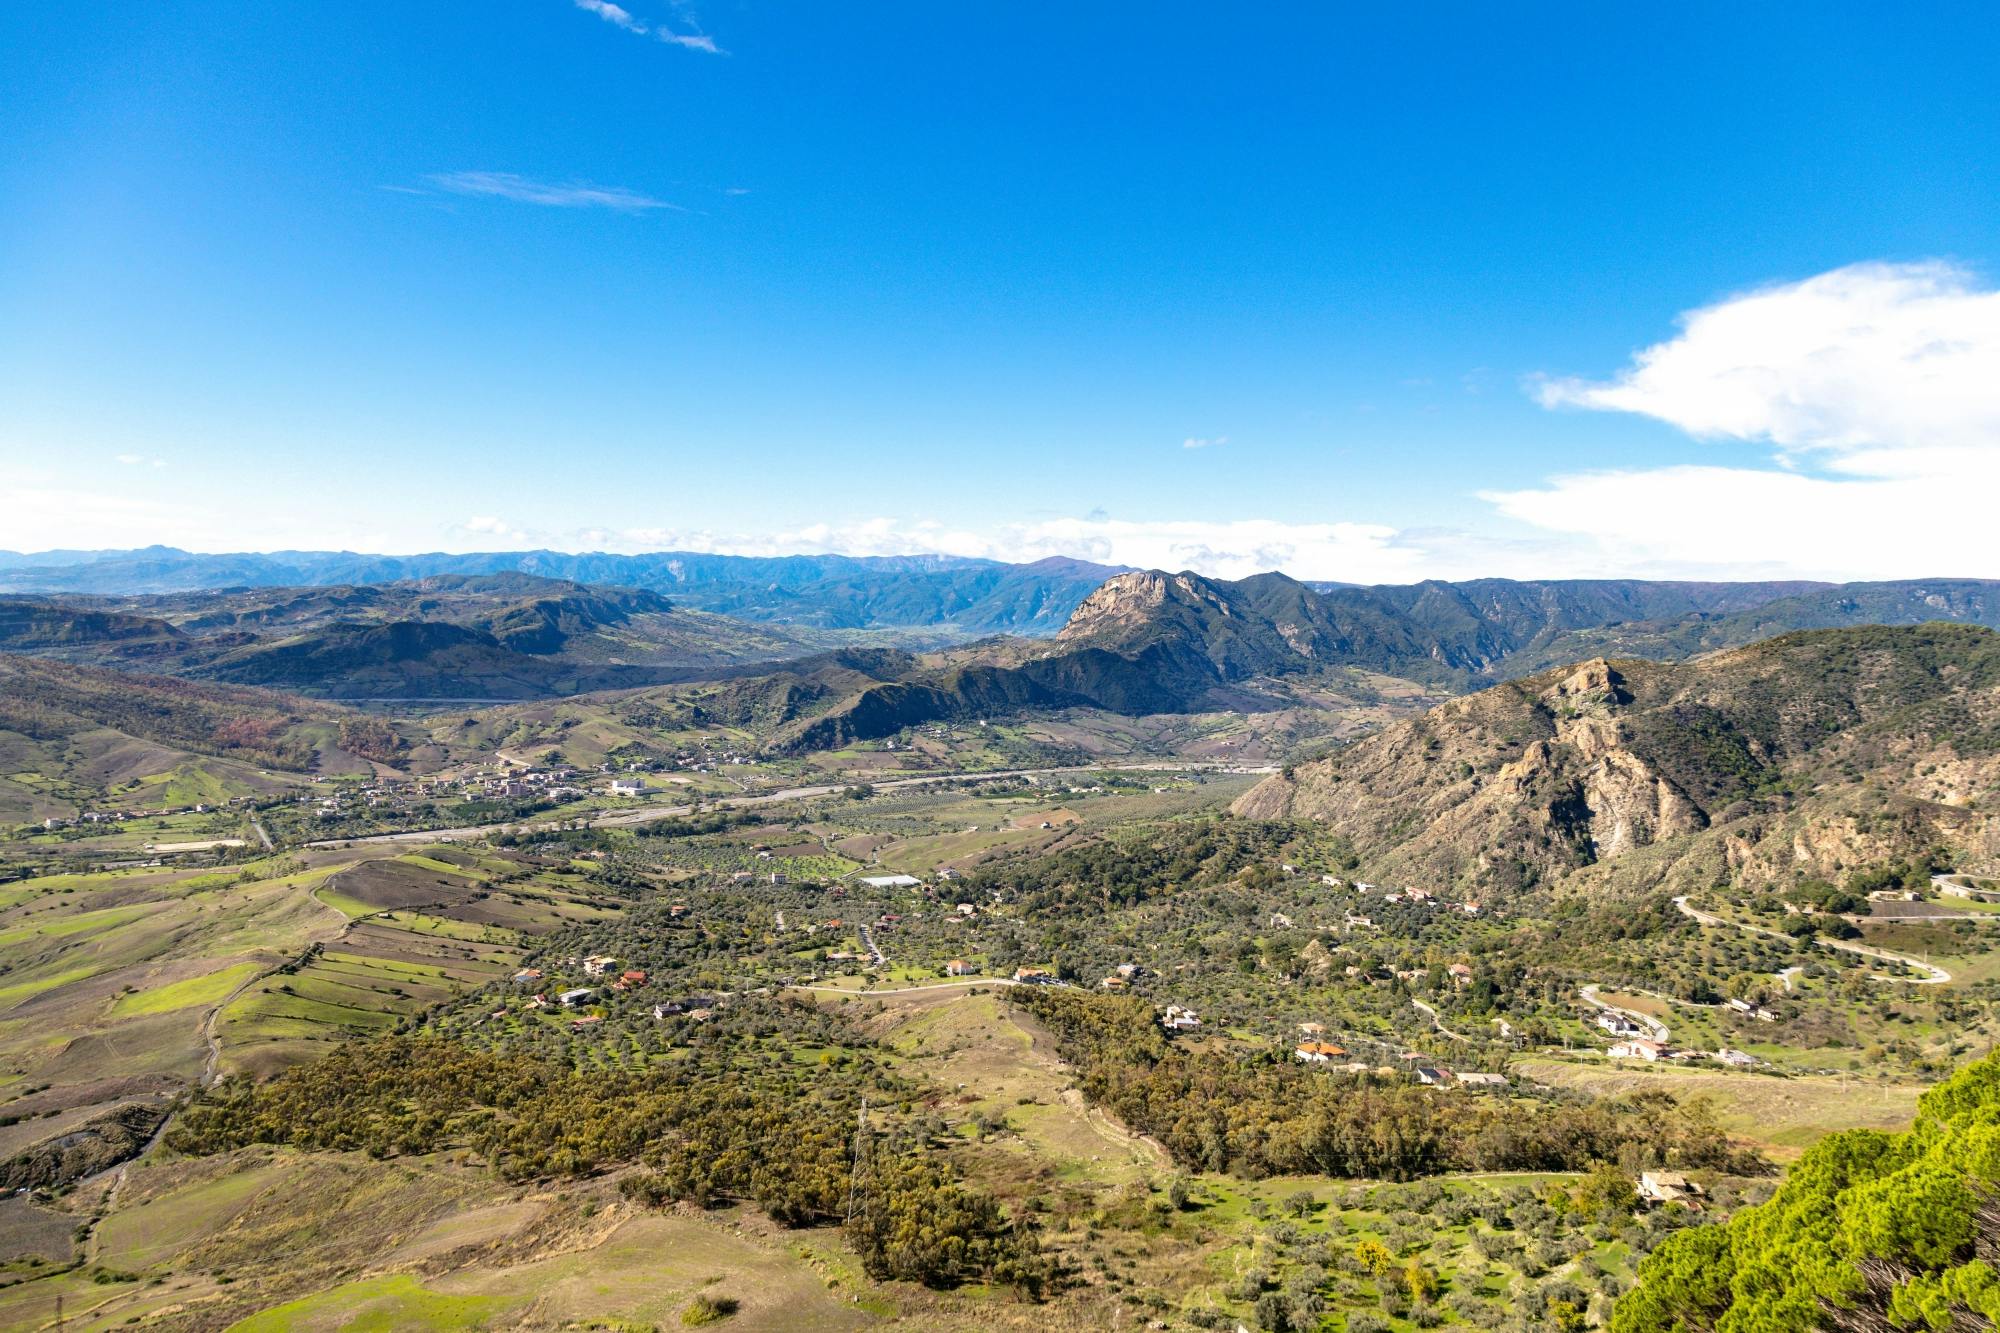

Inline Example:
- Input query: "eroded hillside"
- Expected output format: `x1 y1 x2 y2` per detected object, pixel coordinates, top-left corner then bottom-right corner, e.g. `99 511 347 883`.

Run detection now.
1234 623 2000 896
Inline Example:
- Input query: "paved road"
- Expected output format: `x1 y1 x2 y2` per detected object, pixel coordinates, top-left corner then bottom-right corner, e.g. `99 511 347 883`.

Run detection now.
857 921 886 967
787 977 1019 997
1674 895 1951 984
309 762 1275 850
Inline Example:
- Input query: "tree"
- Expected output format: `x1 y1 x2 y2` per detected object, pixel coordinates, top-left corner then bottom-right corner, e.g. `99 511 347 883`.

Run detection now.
1355 1238 1396 1278
1573 1162 1638 1219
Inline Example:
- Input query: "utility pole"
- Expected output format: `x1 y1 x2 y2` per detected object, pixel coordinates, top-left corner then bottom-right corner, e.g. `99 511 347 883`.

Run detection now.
845 1097 870 1228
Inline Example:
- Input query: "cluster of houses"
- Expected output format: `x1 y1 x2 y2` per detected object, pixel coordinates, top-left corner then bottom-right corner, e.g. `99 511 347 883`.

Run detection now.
498 953 725 1028
1595 1011 1760 1068
45 797 247 832
1288 1024 1511 1090
299 749 770 828
1312 874 1485 919
1606 1038 1760 1069
602 747 751 777
1409 1066 1510 1090
1099 962 1143 990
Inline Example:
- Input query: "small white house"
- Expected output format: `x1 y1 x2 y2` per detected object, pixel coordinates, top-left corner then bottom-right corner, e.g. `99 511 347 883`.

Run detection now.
1726 997 1778 1021
558 987 596 1007
610 778 649 796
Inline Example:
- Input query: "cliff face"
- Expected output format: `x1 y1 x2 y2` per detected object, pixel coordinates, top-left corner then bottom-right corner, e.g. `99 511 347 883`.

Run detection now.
1235 625 2000 896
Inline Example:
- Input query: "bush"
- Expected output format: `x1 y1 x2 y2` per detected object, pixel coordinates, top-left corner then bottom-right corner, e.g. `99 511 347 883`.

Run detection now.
681 1293 739 1325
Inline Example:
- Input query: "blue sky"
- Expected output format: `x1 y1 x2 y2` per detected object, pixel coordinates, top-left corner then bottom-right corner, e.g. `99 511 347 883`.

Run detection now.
3 3 1998 580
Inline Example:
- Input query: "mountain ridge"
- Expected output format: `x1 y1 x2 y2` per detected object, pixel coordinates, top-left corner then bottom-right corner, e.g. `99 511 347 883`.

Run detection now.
1232 622 2000 897
0 548 1126 634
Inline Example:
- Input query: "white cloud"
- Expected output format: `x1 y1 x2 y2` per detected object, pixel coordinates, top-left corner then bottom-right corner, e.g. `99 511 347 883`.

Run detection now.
456 515 538 546
568 0 721 51
573 0 645 32
1181 435 1229 450
1499 260 2000 579
659 29 720 52
1533 261 2000 457
427 171 681 212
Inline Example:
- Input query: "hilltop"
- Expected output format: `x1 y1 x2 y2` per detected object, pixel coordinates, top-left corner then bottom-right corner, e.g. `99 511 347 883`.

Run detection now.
751 571 2000 753
1233 623 2000 897
0 575 855 701
0 655 398 822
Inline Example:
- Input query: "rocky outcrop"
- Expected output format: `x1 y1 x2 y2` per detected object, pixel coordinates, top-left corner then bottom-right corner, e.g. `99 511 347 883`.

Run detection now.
1236 625 2000 897
0 1102 169 1191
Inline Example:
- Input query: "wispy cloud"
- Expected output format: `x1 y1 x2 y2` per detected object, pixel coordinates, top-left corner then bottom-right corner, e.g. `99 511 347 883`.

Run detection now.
115 453 166 469
568 0 723 52
1182 435 1229 450
659 29 719 52
574 0 644 32
426 171 681 212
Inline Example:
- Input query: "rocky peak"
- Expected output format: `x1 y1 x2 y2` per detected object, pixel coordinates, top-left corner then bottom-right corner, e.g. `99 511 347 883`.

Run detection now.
1541 659 1632 710
1056 570 1233 643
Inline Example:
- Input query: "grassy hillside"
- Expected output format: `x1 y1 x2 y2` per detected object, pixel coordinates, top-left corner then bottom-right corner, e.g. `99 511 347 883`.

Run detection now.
0 656 374 821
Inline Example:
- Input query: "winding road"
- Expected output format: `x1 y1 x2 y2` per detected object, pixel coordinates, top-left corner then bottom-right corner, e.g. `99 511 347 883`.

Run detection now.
1673 895 1951 984
1411 998 1472 1043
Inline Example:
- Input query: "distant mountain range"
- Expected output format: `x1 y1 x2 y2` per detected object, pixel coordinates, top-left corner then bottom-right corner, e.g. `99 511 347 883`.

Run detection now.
0 574 855 701
1053 569 2000 687
757 569 2000 748
5 554 2000 742
0 547 1123 634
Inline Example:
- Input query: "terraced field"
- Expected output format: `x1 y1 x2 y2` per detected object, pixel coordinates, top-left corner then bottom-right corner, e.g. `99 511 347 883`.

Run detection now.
0 846 629 1176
